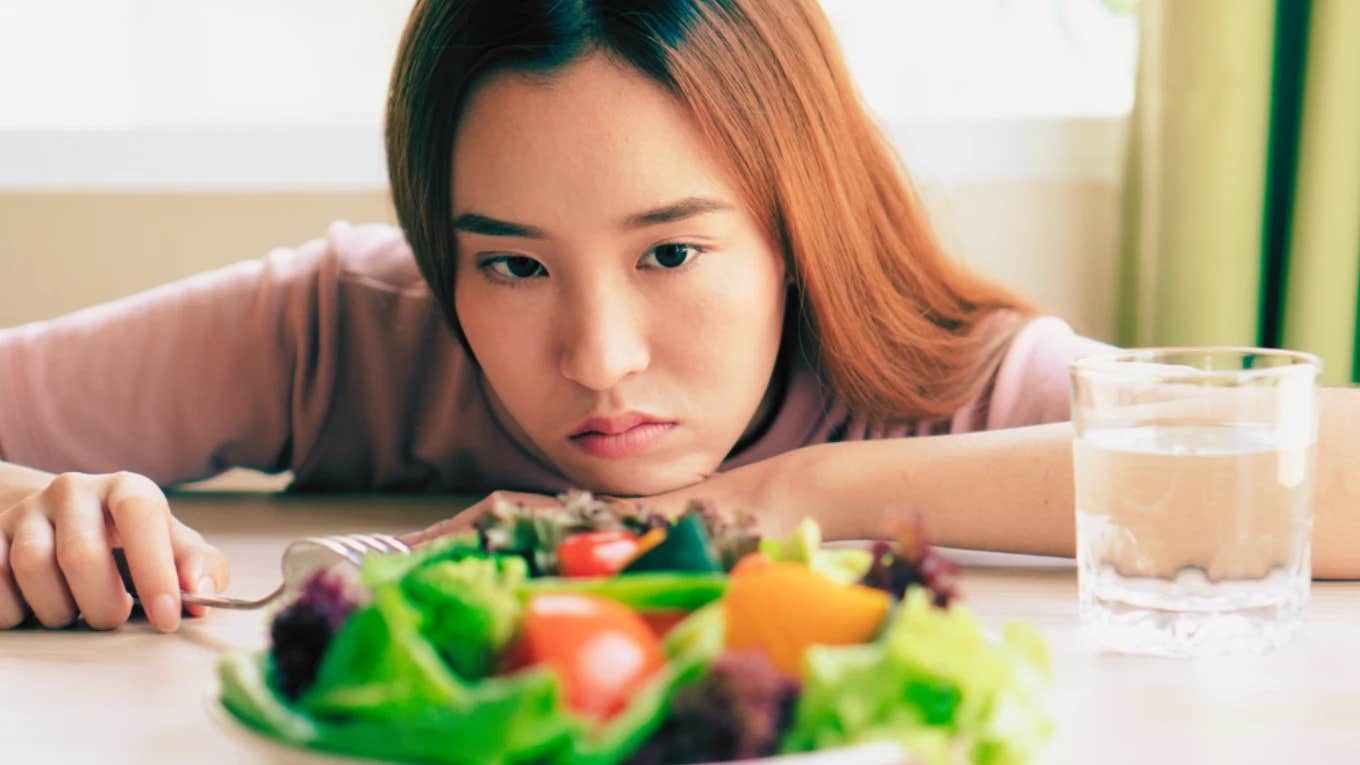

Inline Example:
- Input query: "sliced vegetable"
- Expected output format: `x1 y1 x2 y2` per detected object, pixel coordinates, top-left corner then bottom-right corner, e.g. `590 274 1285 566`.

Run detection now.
631 527 668 561
661 601 725 660
730 551 774 577
558 531 641 577
760 518 873 584
724 561 890 678
624 513 722 574
510 592 667 721
782 588 1052 765
517 572 727 612
758 518 821 563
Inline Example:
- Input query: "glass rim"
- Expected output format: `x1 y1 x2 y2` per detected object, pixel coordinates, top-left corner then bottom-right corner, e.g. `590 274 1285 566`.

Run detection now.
1069 345 1322 384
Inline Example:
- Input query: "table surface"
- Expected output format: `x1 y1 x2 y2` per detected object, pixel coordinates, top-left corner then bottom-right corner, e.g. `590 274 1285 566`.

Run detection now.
3 493 1358 764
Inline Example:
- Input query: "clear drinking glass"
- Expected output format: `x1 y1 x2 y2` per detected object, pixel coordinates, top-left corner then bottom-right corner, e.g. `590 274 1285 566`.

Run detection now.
1069 347 1320 657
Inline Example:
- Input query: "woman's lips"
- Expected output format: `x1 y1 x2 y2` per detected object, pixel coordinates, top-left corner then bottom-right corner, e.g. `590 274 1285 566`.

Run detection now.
568 421 676 459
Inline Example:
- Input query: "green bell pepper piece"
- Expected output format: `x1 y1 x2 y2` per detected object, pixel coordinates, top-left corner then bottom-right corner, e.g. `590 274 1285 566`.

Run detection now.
622 513 722 574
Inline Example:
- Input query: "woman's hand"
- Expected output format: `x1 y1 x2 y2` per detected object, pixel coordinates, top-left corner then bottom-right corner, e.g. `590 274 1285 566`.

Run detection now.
400 490 565 547
0 471 229 632
648 458 791 531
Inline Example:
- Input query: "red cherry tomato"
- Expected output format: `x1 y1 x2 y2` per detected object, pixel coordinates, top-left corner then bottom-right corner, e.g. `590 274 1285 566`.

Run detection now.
511 592 665 720
556 531 641 577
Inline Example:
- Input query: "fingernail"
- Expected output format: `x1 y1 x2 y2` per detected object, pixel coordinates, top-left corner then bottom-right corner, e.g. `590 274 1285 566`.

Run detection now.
197 577 216 594
150 594 181 632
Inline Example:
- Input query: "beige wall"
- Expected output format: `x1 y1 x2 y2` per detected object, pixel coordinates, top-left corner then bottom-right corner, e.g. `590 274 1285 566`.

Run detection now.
0 183 1118 340
0 192 397 328
929 179 1120 343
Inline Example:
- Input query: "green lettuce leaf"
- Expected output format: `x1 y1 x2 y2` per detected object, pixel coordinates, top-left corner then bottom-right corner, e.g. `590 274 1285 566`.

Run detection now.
359 533 484 589
759 518 872 584
782 588 1052 765
404 555 528 679
219 651 320 745
301 583 468 718
221 648 578 765
661 601 726 660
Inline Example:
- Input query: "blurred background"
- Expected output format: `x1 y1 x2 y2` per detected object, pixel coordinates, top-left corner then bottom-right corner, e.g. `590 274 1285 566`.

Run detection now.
0 0 1136 345
0 0 1354 382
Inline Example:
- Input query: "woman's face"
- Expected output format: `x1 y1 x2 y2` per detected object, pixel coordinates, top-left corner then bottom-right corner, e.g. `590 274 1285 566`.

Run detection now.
451 53 788 496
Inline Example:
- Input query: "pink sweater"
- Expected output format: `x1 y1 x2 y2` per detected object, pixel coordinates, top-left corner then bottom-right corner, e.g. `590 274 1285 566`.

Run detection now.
0 221 1112 492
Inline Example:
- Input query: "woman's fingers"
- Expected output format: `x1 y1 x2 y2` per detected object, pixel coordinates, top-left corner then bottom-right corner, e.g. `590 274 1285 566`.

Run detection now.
170 519 230 618
8 509 77 628
0 470 217 631
400 491 559 547
104 473 180 632
0 531 29 628
399 512 477 547
52 485 133 630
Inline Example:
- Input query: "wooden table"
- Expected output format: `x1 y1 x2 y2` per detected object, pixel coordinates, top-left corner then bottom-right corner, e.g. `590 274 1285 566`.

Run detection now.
3 493 1358 763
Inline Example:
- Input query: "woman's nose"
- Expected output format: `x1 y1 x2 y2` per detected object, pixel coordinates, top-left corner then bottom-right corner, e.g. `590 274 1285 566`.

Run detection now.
557 287 650 392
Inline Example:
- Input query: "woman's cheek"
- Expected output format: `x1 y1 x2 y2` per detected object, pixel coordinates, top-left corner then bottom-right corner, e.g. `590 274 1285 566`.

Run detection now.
667 278 782 402
459 292 551 390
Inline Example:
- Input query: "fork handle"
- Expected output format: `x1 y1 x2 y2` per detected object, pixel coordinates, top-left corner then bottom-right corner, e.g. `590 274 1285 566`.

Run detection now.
180 585 284 610
115 547 285 611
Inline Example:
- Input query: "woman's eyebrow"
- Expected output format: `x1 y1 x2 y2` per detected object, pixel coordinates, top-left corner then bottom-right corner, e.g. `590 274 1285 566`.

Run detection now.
452 196 732 239
623 197 732 228
452 212 545 239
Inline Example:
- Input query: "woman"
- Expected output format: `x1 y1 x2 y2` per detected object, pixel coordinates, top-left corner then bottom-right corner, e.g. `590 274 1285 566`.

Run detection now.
1 0 1355 633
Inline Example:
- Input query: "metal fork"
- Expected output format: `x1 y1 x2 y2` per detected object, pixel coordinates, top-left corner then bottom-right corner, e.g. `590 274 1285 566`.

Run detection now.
117 533 410 611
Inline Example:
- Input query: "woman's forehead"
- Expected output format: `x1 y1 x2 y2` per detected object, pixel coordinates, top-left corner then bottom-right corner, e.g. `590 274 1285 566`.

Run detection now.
451 54 741 233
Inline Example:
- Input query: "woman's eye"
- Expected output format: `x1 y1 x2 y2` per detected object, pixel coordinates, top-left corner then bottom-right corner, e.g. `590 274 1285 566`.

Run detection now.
484 255 547 280
640 243 701 270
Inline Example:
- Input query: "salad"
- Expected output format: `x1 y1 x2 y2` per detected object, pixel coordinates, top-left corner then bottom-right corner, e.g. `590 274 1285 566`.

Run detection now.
217 492 1051 764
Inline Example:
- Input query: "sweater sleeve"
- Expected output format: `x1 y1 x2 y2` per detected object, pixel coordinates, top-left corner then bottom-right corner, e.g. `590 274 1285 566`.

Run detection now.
0 223 378 485
983 315 1116 429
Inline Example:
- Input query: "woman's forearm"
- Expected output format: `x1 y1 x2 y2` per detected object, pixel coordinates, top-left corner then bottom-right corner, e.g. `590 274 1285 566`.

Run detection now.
0 459 55 509
763 422 1077 555
721 387 1359 578
1312 388 1360 578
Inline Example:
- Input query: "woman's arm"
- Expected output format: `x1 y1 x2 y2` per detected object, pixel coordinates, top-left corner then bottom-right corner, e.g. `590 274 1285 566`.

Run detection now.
666 387 1360 579
0 229 356 487
1312 388 1360 578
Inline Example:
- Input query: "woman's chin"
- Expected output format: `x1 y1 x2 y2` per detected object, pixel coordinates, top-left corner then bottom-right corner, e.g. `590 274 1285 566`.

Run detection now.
559 459 712 499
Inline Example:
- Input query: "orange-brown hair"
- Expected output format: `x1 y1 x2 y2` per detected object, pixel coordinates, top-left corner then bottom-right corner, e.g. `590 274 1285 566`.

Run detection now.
387 0 1035 422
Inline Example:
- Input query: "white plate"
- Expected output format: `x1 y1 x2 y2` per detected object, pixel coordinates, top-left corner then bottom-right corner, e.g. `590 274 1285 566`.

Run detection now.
207 694 915 765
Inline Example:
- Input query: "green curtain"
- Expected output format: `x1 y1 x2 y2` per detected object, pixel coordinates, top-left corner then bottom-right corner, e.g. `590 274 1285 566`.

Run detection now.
1118 0 1360 384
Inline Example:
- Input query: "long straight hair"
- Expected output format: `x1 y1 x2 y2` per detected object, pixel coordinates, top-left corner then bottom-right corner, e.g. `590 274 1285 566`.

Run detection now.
386 0 1036 422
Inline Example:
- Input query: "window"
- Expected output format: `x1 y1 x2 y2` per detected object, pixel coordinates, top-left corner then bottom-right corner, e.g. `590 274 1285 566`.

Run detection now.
823 0 1136 119
0 0 1135 187
0 1 414 130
